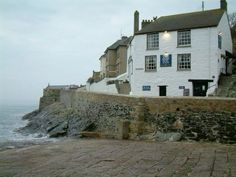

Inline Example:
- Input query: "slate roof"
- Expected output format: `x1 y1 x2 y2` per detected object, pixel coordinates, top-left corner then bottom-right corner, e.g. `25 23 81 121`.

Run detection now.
136 9 225 35
106 36 132 51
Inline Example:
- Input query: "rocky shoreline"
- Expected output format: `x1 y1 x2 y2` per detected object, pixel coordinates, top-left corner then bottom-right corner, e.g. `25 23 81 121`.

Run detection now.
17 102 110 139
16 100 236 144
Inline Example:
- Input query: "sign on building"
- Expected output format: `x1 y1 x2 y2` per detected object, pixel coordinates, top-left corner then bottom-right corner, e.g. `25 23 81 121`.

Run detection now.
160 54 172 67
142 85 151 91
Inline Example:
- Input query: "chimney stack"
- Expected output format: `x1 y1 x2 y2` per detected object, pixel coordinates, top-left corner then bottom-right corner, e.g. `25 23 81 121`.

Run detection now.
220 0 227 11
134 10 139 34
142 20 153 29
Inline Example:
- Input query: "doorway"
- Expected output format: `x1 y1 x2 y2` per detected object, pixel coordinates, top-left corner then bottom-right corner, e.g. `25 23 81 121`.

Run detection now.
188 79 213 96
159 86 167 96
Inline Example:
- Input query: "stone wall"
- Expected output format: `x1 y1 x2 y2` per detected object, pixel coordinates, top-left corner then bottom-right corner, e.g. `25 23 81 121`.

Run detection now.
60 90 236 143
61 90 236 113
39 88 60 110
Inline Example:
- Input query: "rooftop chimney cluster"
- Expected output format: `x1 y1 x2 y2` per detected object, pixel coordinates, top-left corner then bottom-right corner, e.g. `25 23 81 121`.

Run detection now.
141 19 154 29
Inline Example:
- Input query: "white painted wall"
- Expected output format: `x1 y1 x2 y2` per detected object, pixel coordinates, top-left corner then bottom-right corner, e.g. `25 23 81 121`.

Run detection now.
86 78 118 94
128 12 232 96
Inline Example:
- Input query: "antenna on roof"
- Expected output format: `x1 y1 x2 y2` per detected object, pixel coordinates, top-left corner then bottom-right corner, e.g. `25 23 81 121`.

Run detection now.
120 29 123 38
202 1 205 11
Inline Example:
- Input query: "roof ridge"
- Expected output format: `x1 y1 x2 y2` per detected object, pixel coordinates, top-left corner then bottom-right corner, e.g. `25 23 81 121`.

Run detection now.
136 8 225 35
159 8 224 19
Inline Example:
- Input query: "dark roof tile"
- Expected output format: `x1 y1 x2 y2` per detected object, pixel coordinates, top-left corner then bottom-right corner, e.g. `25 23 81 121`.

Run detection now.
106 36 132 51
136 9 225 35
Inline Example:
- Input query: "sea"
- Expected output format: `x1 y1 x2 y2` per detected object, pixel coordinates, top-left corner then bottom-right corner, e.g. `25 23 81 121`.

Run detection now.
0 104 54 149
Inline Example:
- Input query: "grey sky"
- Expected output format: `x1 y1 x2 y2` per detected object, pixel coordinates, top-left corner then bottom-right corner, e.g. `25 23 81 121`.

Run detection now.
0 0 235 105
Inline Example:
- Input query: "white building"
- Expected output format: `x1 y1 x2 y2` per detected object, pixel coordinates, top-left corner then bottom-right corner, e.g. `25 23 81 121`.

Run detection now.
128 0 234 97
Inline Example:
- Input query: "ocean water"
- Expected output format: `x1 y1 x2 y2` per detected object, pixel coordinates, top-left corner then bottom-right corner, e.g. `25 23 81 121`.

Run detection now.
0 104 48 143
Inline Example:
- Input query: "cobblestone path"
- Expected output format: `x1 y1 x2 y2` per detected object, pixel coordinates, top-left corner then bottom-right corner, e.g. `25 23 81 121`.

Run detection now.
0 139 235 177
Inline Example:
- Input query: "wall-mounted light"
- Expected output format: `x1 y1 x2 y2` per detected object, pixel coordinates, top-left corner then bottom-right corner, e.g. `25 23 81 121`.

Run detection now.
218 32 223 36
163 31 170 39
164 52 169 57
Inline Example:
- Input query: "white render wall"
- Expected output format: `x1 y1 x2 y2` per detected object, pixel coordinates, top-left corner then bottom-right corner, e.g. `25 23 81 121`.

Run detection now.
86 78 118 94
128 12 232 96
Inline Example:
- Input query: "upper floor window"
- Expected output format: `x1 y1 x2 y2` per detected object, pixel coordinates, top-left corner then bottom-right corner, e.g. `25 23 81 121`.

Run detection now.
218 34 222 49
145 55 157 71
177 54 191 71
147 33 159 50
178 30 191 47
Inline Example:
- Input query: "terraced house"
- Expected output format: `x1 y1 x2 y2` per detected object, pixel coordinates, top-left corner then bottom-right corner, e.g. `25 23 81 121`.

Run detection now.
127 0 234 97
87 36 132 94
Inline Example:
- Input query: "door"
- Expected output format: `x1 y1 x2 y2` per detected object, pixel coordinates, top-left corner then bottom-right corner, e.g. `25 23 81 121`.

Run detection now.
159 86 167 96
193 81 208 96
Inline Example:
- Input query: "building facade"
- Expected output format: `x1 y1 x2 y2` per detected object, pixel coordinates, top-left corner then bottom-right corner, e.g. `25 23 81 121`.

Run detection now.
86 36 132 94
128 1 233 97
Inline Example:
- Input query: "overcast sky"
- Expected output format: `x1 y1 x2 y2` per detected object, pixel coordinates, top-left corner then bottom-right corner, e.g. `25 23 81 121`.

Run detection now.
0 0 235 105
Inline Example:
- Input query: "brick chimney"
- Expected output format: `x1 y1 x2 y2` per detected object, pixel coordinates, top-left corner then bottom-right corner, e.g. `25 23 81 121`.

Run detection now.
134 10 139 34
220 0 227 11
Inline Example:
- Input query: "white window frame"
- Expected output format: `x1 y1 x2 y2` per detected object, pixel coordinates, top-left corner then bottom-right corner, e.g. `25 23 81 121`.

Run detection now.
145 55 157 72
177 54 191 71
147 33 159 50
177 30 191 47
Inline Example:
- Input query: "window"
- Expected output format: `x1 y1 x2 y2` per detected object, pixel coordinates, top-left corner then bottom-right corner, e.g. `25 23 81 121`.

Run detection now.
218 34 222 49
177 54 191 71
178 30 191 46
147 33 159 50
145 55 157 71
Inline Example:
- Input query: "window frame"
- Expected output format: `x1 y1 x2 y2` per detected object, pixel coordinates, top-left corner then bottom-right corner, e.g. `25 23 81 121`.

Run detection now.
145 55 157 72
147 33 159 50
177 30 191 47
177 53 191 71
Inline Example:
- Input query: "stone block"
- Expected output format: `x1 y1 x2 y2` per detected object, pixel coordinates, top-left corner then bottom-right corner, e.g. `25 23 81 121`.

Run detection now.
117 120 130 139
80 131 101 138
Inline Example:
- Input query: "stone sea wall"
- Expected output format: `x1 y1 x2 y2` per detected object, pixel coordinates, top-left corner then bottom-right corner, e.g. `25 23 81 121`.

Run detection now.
60 90 236 143
60 90 236 114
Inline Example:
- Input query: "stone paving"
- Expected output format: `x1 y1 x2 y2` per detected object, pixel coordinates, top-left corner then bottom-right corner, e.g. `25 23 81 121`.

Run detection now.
0 139 235 177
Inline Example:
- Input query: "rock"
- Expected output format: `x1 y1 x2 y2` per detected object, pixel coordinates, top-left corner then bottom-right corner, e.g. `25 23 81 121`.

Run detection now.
67 118 96 136
22 110 40 120
172 119 183 130
48 121 68 138
155 132 182 142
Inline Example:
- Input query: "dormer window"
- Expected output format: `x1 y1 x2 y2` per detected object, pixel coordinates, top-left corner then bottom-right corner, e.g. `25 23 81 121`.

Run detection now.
178 30 191 47
147 33 159 50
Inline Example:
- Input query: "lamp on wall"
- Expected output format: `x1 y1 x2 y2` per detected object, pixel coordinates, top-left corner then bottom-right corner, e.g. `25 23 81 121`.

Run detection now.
164 52 169 57
163 31 170 39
